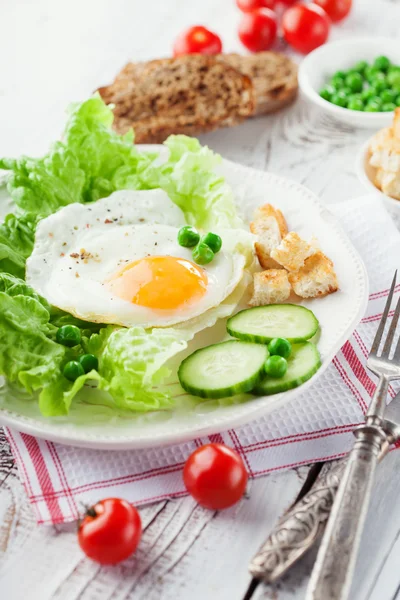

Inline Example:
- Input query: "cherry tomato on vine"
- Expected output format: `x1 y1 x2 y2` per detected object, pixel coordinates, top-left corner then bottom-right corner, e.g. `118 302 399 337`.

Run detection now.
183 443 248 510
282 4 330 54
314 0 351 22
173 26 222 57
236 0 277 12
78 498 142 565
238 8 278 53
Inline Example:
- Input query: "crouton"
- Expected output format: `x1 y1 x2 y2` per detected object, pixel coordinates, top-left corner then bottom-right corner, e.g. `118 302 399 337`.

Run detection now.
250 204 288 269
249 269 291 306
288 252 338 298
270 231 318 272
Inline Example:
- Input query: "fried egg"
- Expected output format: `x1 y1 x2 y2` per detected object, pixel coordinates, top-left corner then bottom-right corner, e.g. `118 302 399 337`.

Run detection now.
26 190 251 328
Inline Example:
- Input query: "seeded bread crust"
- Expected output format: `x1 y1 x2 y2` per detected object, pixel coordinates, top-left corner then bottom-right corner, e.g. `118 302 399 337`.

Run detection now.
98 54 254 142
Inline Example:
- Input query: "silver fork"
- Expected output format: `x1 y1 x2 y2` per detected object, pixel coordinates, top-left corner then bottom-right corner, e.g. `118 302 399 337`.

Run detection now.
307 271 400 600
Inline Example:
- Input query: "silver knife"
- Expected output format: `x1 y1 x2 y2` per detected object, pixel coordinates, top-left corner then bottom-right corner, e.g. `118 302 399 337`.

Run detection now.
249 389 400 584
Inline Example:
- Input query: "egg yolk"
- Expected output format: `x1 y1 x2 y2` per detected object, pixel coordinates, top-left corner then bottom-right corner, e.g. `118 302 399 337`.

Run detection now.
107 256 208 310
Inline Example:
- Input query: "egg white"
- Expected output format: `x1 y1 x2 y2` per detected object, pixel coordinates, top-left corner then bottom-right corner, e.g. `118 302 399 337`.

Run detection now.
26 190 252 328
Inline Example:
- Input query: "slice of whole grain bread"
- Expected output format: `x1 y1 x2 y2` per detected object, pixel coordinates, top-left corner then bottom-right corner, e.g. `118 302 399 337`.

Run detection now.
97 52 297 143
98 54 254 143
220 52 297 115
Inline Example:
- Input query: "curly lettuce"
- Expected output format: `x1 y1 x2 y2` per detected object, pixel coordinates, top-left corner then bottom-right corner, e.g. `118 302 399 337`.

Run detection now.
0 96 246 417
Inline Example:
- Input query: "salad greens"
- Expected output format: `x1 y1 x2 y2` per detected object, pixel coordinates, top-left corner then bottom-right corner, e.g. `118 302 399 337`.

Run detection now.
0 94 244 417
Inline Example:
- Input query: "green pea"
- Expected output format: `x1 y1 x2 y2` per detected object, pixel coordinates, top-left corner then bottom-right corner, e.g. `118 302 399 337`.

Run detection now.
382 102 396 112
380 89 397 103
388 65 400 76
63 360 85 382
365 100 382 112
365 66 379 81
345 72 363 93
374 55 391 71
268 338 292 359
396 95 400 107
331 91 348 108
353 60 369 74
333 70 347 79
265 355 287 379
348 98 364 111
177 225 200 248
387 72 400 91
201 232 222 254
361 88 375 102
56 325 81 347
331 75 346 89
320 87 332 101
192 242 214 265
371 78 387 94
79 354 99 373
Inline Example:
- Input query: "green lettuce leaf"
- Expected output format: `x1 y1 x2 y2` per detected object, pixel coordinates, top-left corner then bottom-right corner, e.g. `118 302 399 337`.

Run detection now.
138 135 242 230
0 213 36 278
0 292 66 394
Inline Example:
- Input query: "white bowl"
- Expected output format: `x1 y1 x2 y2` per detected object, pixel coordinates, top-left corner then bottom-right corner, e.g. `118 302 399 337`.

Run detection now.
356 135 400 213
299 37 400 129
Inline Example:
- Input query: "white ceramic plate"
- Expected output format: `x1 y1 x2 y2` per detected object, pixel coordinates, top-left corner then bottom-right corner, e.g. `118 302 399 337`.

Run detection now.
356 135 400 214
299 37 400 129
0 151 369 449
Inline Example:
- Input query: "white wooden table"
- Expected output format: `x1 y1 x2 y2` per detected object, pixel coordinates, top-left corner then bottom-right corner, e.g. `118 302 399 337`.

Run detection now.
1 1 400 598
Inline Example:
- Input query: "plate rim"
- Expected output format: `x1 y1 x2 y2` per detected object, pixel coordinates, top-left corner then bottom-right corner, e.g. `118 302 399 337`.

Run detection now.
0 153 369 449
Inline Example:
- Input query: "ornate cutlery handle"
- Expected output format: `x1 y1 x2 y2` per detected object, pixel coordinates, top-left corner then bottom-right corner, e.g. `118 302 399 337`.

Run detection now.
306 424 387 600
249 460 347 583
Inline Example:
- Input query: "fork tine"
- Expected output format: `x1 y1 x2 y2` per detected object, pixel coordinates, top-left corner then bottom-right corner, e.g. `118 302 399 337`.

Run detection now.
370 270 397 356
382 295 400 357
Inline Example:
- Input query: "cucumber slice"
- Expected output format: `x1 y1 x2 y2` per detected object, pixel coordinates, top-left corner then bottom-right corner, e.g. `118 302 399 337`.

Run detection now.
178 340 269 399
253 342 321 396
227 304 319 343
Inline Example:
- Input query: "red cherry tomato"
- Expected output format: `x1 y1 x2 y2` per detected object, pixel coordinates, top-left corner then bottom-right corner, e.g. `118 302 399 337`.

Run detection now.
173 26 222 57
183 443 248 510
78 498 142 565
282 4 330 54
314 0 351 22
236 0 277 12
238 8 278 53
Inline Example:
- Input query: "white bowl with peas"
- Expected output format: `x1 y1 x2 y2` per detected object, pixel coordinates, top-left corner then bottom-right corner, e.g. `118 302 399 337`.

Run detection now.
298 37 400 129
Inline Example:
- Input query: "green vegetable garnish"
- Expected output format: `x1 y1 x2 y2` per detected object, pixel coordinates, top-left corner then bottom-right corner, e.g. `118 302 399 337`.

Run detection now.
331 74 346 89
382 102 396 112
345 72 363 93
353 60 368 74
365 66 382 82
192 242 214 265
63 361 85 382
202 232 222 254
348 98 364 111
374 56 391 71
265 355 288 379
79 354 99 373
177 225 200 248
371 77 387 94
268 338 292 359
380 89 397 103
365 100 382 112
320 88 332 101
56 325 81 347
387 71 400 91
331 91 348 108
